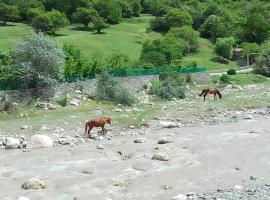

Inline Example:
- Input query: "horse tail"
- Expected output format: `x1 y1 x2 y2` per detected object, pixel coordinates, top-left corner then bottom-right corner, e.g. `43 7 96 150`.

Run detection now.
199 89 205 96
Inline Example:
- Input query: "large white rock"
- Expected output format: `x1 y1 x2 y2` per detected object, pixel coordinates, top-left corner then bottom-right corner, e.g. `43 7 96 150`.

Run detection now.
21 178 47 190
29 134 53 149
172 194 187 200
18 197 30 200
5 137 20 149
151 153 170 161
160 121 179 128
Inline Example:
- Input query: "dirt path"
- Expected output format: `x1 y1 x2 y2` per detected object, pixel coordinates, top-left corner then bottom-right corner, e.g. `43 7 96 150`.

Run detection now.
1 117 270 200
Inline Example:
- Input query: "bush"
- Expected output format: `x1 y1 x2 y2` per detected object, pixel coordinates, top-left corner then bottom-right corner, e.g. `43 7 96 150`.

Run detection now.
95 70 134 105
159 71 186 85
150 77 185 100
56 93 68 107
186 73 192 83
227 69 237 75
215 37 235 59
149 17 168 33
1 96 17 113
13 32 65 89
220 74 231 84
254 49 270 76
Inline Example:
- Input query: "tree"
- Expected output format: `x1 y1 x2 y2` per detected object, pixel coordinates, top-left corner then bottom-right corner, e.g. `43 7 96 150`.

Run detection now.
140 37 186 67
242 14 270 44
0 2 20 25
32 10 69 34
167 26 199 52
215 37 235 59
26 8 44 21
73 7 98 30
200 15 222 41
149 17 168 33
131 0 141 17
93 17 109 33
13 32 65 88
107 2 122 24
165 9 192 29
118 1 133 18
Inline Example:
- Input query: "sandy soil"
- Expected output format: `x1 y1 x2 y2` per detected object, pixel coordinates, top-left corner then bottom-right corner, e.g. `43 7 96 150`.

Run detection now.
1 116 270 200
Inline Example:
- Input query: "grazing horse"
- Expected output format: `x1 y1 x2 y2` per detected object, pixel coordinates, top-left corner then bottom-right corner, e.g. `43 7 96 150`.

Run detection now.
199 88 222 101
85 117 112 138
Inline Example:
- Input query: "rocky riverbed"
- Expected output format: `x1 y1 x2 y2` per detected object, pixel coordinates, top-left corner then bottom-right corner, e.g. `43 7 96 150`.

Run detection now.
1 116 270 200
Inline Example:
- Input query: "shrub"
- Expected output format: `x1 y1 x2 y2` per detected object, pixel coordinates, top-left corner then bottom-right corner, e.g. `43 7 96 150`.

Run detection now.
56 93 68 107
1 96 17 113
95 70 134 105
159 71 186 85
150 77 185 100
149 17 168 33
215 37 235 59
13 32 65 89
220 74 231 84
105 52 130 70
227 69 237 75
254 49 270 76
186 73 192 83
63 44 83 77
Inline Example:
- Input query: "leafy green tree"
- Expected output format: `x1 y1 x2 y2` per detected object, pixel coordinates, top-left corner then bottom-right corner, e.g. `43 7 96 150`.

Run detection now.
73 7 98 30
13 32 65 88
242 13 270 44
26 8 44 21
149 17 168 33
215 37 235 59
32 10 69 34
93 17 109 33
0 2 20 25
167 26 199 52
105 52 130 70
140 37 186 67
118 0 133 18
200 15 223 41
131 0 141 17
1 0 44 20
165 9 192 29
107 2 122 24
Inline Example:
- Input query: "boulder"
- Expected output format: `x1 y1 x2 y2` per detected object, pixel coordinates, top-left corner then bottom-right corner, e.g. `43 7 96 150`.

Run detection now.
158 137 173 144
160 121 179 128
70 99 80 106
21 178 47 190
96 145 105 150
172 194 187 200
5 137 20 149
29 134 53 149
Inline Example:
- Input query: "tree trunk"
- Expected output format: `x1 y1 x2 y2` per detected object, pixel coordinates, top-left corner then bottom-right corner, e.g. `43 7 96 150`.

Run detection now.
97 29 101 34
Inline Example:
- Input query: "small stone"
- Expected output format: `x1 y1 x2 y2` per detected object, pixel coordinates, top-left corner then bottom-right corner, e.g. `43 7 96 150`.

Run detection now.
114 108 123 112
250 176 257 181
134 138 145 143
244 115 253 120
158 137 173 144
151 153 170 161
21 178 47 190
234 185 244 190
21 125 30 130
70 99 80 106
96 145 105 150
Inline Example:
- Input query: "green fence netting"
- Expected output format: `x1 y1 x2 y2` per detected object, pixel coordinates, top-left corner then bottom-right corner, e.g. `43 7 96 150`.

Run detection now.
0 66 206 90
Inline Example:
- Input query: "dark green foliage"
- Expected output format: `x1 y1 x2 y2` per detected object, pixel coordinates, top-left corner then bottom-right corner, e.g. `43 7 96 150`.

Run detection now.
32 10 69 34
241 42 261 57
26 8 44 21
1 96 17 113
140 37 186 67
149 17 168 33
220 74 230 84
93 17 109 33
0 2 20 24
227 69 237 75
186 73 192 83
131 0 141 17
215 37 235 59
95 70 134 105
166 26 199 53
72 7 98 30
165 9 192 29
149 77 185 100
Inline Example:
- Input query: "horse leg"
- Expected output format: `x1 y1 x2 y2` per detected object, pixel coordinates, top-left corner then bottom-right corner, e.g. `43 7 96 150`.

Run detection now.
203 94 207 101
88 125 93 138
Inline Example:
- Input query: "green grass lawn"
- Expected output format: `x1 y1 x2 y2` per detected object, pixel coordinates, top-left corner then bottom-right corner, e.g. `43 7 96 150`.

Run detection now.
182 37 237 71
0 17 237 71
212 73 268 85
0 15 160 61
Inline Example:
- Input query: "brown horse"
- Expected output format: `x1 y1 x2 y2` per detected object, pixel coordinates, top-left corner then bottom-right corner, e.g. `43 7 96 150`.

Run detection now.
199 88 222 101
85 117 112 138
